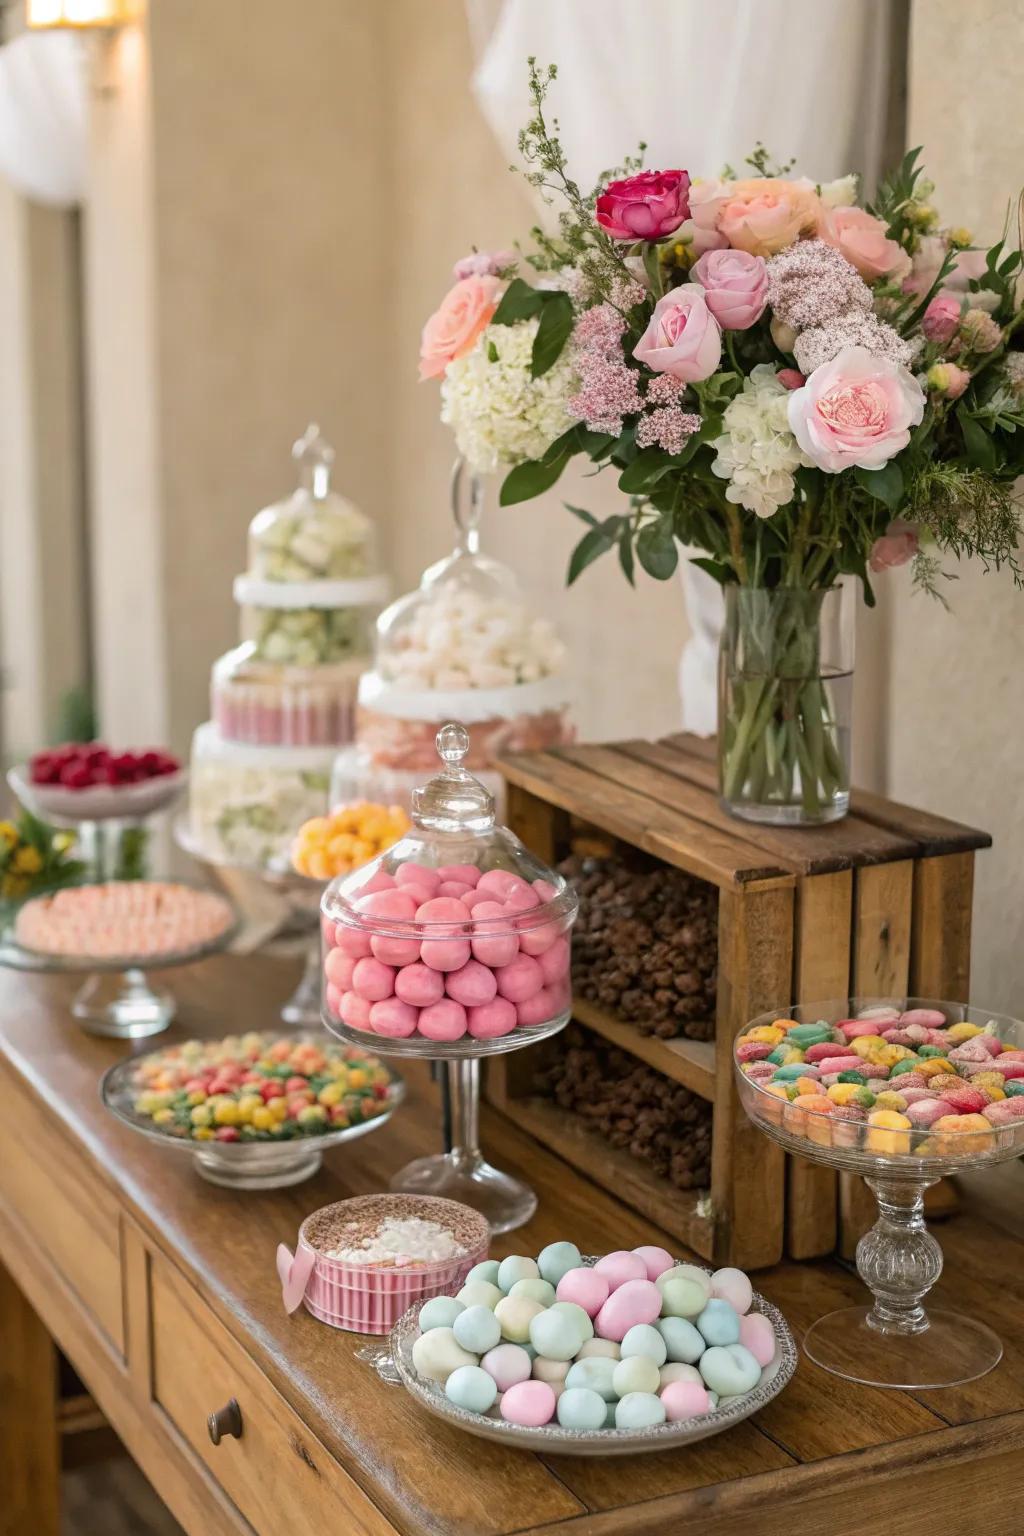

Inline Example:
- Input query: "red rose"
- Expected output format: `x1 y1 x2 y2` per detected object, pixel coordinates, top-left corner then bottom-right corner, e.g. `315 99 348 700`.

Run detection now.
596 169 691 242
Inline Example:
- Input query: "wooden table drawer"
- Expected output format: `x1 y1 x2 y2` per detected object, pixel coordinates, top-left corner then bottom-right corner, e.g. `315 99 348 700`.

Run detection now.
150 1257 393 1536
0 1073 124 1355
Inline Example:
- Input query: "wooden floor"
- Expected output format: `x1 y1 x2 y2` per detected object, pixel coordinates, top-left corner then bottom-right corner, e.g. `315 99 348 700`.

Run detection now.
62 1460 183 1536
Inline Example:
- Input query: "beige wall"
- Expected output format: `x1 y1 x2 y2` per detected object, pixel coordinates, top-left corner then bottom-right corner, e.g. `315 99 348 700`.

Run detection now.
894 0 1024 1012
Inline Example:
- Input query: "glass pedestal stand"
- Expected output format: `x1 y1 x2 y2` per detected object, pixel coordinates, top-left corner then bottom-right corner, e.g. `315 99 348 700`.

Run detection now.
325 1012 569 1235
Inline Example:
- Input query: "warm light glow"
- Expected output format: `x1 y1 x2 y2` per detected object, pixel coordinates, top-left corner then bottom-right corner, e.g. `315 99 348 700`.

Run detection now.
26 0 142 27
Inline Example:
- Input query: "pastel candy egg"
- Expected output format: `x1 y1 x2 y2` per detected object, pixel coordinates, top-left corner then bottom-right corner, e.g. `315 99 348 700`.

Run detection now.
457 1280 503 1310
657 1277 709 1320
632 1245 674 1281
659 1362 703 1388
709 1269 753 1316
497 1255 540 1293
537 936 571 985
339 991 373 1030
395 862 440 892
509 1278 556 1307
370 933 421 966
453 1305 502 1354
500 1379 556 1427
514 988 559 1027
557 1386 607 1430
411 1327 477 1385
480 1343 532 1391
612 1355 661 1397
494 1296 544 1344
657 1263 711 1300
467 998 518 1039
620 1324 668 1365
594 1279 661 1341
334 924 372 959
356 888 418 921
615 1392 666 1430
565 1357 617 1400
436 863 480 886
476 868 521 900
324 948 356 989
528 1309 583 1362
698 1343 761 1397
548 1301 594 1343
357 870 397 894
518 922 560 958
656 1317 705 1364
445 1365 497 1414
900 1008 948 1029
738 1312 776 1368
532 1357 570 1385
470 901 520 968
417 999 468 1041
438 881 475 900
494 954 544 1004
445 958 498 1008
576 1338 619 1361
420 938 472 973
464 1260 500 1288
556 1268 610 1316
351 957 395 1002
369 999 419 1037
418 1296 465 1332
394 962 445 1007
660 1379 712 1421
594 1251 649 1290
415 895 472 925
537 1240 583 1287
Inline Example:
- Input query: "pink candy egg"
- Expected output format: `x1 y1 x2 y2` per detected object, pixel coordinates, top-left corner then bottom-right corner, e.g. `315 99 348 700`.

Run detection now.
632 1245 674 1281
556 1268 610 1316
736 1041 772 1064
356 888 418 921
802 1042 843 1064
394 962 445 1008
592 1251 652 1291
518 922 561 958
481 1343 531 1391
537 936 570 984
396 863 440 894
467 998 517 1039
594 1279 662 1341
437 881 475 900
470 900 520 968
420 938 472 973
324 948 356 990
339 991 373 1030
334 925 372 960
837 1020 881 1040
815 1056 864 1076
445 959 498 1008
503 883 540 915
905 1098 948 1128
358 870 397 894
436 864 480 887
500 1380 555 1427
710 1267 753 1315
418 999 468 1041
660 1380 711 1421
983 1099 1024 1125
369 999 419 1037
416 896 472 926
514 988 557 1027
351 957 395 1002
738 1312 776 1367
533 878 558 902
325 982 342 1018
370 933 422 966
494 954 544 1004
476 869 523 902
900 1008 947 1029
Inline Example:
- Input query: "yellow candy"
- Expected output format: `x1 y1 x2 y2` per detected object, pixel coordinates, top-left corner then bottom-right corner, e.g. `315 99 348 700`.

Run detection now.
347 1069 368 1090
865 1109 913 1155
152 1107 175 1125
213 1100 240 1126
794 1075 821 1097
776 1045 804 1066
318 1082 344 1107
874 1090 908 1113
235 1093 262 1124
251 1105 274 1130
192 1127 215 1141
190 1104 213 1127
848 1035 886 1060
266 1095 288 1121
771 1018 800 1032
972 1071 1006 1092
827 1083 863 1106
878 1044 915 1068
918 1057 953 1080
746 1025 785 1045
946 1022 983 1043
186 1089 207 1106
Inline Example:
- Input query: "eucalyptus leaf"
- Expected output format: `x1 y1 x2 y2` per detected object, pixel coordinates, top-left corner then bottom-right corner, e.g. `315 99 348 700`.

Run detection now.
499 451 570 506
636 522 679 580
854 461 904 510
491 278 545 326
618 450 676 494
531 293 574 378
958 408 998 471
567 519 622 584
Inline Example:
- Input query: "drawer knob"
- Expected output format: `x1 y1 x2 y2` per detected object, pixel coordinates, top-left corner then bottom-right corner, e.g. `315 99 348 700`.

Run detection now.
207 1398 243 1445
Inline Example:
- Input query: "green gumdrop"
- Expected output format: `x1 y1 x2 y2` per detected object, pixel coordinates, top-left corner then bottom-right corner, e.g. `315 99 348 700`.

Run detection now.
766 1045 791 1065
772 1063 811 1081
837 1071 867 1084
854 1088 877 1108
1005 1080 1024 1098
917 1045 948 1058
788 1024 834 1047
889 1058 919 1077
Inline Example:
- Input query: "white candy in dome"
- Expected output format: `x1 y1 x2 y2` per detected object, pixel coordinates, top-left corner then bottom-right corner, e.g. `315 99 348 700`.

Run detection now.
380 587 567 691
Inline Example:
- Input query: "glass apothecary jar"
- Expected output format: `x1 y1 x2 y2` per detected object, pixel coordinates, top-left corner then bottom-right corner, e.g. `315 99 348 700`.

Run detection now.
247 423 377 583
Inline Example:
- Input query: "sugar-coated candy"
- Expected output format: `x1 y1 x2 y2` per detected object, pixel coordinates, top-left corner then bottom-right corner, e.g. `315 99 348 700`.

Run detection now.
445 959 498 1007
565 1357 618 1401
556 1267 610 1316
660 1379 712 1421
464 1260 500 1288
632 1245 674 1281
615 1392 666 1429
396 862 440 893
530 1308 586 1362
369 999 419 1037
469 901 520 968
500 1380 556 1427
497 1255 540 1292
532 1356 570 1385
412 1327 477 1385
394 962 444 1007
467 998 517 1039
593 1251 649 1290
738 1312 776 1368
418 1296 465 1332
480 1343 532 1391
612 1355 661 1397
445 1364 498 1414
656 1317 705 1363
595 1279 662 1341
357 888 418 921
420 937 472 973
557 1386 607 1430
659 1362 703 1388
418 999 468 1041
371 932 421 966
453 1305 502 1354
657 1265 710 1319
509 1277 556 1307
537 1240 583 1287
695 1299 741 1347
495 1295 544 1343
549 1301 594 1342
709 1267 753 1315
620 1324 668 1366
576 1338 620 1360
339 992 372 1029
457 1280 503 1310
351 957 395 1002
698 1343 762 1396
494 954 544 1004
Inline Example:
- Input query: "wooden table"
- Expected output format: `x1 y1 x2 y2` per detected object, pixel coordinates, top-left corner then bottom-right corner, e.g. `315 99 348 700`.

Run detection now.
1 956 1022 1536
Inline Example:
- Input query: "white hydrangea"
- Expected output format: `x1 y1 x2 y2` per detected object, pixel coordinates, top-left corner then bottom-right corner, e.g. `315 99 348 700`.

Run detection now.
440 318 575 475
710 365 812 519
819 173 859 209
382 585 567 690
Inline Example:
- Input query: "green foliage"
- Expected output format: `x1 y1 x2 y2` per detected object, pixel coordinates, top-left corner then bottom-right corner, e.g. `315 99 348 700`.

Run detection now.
491 278 574 377
855 462 904 510
906 461 1023 583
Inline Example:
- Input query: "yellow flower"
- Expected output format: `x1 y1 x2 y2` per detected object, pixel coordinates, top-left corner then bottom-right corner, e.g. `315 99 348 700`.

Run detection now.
1 874 28 899
0 820 18 847
12 845 43 875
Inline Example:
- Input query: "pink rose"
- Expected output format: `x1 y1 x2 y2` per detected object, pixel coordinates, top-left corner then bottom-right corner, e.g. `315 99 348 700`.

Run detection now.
691 248 768 330
869 519 919 573
787 345 925 473
633 286 722 383
777 368 806 391
821 206 912 282
717 177 822 257
921 292 962 343
596 169 691 241
419 275 503 381
453 250 516 280
926 362 971 399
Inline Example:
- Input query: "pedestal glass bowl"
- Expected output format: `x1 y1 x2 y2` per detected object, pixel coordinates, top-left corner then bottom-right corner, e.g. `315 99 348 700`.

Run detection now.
735 996 1024 1389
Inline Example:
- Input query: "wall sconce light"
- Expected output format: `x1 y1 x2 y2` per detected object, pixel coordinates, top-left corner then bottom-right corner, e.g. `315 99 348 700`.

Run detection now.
26 0 142 27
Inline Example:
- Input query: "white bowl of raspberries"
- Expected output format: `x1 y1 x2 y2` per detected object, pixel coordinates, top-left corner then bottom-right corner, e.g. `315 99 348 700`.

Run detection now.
10 743 187 823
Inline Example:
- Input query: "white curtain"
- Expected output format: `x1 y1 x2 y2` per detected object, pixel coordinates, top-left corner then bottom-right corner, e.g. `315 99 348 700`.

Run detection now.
0 31 87 208
466 0 902 732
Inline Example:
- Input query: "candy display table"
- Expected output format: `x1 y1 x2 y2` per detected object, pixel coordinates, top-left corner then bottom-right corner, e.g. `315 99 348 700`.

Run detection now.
1 952 1022 1536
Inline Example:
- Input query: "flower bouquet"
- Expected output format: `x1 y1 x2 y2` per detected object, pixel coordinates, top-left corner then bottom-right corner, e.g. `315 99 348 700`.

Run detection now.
0 810 85 915
419 62 1024 825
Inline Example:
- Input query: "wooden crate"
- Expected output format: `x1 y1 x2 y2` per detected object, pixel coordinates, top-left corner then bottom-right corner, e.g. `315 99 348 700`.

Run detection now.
488 733 990 1270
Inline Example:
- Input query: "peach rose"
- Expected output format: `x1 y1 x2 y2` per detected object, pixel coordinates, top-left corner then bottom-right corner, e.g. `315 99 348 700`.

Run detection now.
822 206 912 282
419 275 503 381
787 345 925 473
869 519 919 573
717 177 822 257
633 286 722 383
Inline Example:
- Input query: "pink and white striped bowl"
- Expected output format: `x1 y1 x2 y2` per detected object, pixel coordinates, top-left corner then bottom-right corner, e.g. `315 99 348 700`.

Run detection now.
291 1194 489 1335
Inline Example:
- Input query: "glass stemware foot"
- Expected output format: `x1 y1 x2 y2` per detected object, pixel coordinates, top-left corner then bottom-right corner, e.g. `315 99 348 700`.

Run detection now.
72 968 175 1038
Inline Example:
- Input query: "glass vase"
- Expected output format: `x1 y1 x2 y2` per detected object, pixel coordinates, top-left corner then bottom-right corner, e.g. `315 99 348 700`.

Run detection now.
718 585 854 826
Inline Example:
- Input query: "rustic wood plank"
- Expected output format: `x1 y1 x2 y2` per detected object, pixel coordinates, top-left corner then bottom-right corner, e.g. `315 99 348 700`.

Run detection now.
0 1260 60 1536
713 883 793 1267
505 783 571 868
498 750 793 888
910 851 975 1000
848 789 990 858
786 871 852 1259
571 998 716 1102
